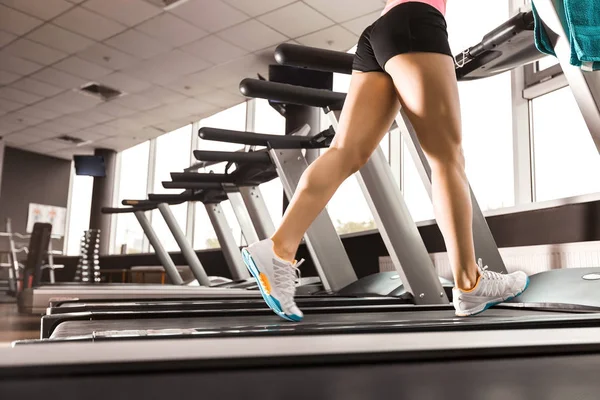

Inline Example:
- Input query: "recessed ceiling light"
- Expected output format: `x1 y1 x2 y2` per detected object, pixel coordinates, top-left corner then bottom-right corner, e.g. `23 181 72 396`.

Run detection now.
143 0 191 11
79 82 123 101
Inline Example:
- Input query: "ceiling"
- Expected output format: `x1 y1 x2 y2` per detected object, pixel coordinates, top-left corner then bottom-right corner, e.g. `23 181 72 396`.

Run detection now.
0 0 385 159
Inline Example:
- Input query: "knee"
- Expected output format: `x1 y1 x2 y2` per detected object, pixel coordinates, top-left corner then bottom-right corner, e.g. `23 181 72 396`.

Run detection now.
421 130 465 167
330 145 371 175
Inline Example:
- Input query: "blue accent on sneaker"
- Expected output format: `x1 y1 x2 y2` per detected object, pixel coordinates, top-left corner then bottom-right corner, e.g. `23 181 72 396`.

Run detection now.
467 276 531 317
242 248 303 322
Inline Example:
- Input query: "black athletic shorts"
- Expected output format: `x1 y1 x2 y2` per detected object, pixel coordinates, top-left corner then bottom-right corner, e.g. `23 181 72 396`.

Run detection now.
352 1 453 73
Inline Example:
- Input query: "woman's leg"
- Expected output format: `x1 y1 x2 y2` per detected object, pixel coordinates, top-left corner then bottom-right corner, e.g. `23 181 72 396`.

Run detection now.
270 70 400 262
384 52 479 291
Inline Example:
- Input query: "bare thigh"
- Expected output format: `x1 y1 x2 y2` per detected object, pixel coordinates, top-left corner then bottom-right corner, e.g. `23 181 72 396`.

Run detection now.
384 53 462 161
330 70 400 165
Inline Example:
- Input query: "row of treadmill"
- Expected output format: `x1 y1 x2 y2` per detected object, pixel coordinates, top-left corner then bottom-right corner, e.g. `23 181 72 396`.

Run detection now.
3 3 600 399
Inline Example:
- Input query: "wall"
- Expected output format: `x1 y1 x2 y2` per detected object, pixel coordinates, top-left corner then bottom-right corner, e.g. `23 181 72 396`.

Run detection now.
0 139 5 200
0 147 72 248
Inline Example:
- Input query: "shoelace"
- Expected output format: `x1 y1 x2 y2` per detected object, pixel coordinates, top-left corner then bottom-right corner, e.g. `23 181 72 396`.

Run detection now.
477 258 508 297
273 259 305 309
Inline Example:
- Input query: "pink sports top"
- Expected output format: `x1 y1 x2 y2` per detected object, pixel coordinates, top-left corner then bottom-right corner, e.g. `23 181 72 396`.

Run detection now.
382 0 446 16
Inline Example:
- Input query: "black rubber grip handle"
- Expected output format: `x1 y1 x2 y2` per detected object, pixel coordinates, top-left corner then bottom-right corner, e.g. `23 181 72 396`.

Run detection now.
122 199 157 207
101 206 153 214
239 78 346 108
163 181 222 190
170 172 236 183
146 193 185 202
199 127 311 148
193 150 271 163
274 43 354 75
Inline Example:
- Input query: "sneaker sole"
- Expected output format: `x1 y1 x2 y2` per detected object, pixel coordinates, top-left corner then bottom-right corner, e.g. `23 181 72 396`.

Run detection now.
455 276 531 317
242 248 302 322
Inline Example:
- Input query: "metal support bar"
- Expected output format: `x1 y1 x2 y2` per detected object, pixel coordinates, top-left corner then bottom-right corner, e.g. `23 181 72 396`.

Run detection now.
224 187 259 245
532 0 600 151
204 203 250 281
156 203 210 287
187 121 201 242
512 62 534 205
395 109 508 273
4 219 19 294
330 111 447 304
239 186 276 240
133 210 183 285
389 127 403 190
47 241 56 284
142 139 157 253
269 148 357 292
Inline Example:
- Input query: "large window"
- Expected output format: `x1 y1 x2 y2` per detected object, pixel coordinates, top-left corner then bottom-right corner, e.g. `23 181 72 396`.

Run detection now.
194 103 247 249
254 99 285 227
325 72 376 234
113 141 150 254
151 125 193 252
65 174 94 255
450 1 514 210
532 87 600 201
401 0 514 222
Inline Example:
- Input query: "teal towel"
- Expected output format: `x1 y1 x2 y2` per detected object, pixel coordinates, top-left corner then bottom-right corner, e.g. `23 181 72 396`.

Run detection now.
532 1 600 71
565 0 600 66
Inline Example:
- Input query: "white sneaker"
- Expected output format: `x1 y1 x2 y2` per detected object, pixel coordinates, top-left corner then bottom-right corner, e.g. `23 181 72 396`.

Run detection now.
453 259 529 317
242 239 304 322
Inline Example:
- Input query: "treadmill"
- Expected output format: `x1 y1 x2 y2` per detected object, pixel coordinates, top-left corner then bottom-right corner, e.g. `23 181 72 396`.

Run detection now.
18 193 262 315
32 1 600 340
121 190 253 289
132 188 320 293
261 13 600 309
5 4 600 398
36 4 600 324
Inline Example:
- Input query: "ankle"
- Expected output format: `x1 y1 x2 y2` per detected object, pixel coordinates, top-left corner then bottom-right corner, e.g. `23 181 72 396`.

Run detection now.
455 265 480 291
270 237 296 263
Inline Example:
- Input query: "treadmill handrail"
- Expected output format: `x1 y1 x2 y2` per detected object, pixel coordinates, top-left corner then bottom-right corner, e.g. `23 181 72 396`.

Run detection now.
162 181 222 190
101 206 155 214
199 127 311 148
170 172 236 183
184 148 248 172
122 198 185 207
146 193 196 204
193 149 271 164
199 126 336 149
239 78 346 109
274 43 355 75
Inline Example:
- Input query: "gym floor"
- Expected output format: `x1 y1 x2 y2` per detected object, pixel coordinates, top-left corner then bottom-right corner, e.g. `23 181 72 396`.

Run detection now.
0 301 39 346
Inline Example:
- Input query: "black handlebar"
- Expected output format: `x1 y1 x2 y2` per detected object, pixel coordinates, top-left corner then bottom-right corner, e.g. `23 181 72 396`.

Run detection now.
101 206 154 214
274 43 354 75
146 193 191 203
122 199 163 207
239 78 345 109
162 181 222 190
194 149 271 163
170 172 236 183
199 126 335 149
199 127 312 148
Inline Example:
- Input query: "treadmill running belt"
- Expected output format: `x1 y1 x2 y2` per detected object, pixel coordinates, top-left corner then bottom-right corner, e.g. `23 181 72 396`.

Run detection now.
50 308 580 339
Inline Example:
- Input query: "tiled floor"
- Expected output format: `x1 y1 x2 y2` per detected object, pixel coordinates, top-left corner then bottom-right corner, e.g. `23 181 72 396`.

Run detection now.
0 302 40 345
